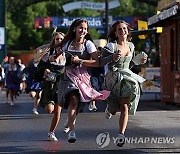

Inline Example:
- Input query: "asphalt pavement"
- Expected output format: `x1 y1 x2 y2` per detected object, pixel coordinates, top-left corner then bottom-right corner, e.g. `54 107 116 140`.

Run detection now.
0 89 180 153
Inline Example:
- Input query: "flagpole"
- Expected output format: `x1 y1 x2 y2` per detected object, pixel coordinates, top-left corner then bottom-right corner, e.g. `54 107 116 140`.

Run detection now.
105 0 109 38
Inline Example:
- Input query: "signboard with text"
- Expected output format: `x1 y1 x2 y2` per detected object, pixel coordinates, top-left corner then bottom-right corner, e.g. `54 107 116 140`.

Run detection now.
62 0 120 12
141 67 161 93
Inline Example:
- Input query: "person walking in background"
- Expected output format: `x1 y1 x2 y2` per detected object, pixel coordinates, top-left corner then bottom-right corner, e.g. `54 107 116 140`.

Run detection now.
57 19 110 143
100 20 148 147
1 56 9 101
1 57 21 106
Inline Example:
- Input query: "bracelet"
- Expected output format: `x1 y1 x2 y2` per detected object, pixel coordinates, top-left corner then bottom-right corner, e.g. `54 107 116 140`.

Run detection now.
79 59 84 67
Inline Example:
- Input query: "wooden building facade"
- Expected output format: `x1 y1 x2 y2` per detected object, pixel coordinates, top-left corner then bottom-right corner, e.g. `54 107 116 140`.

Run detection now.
148 0 180 104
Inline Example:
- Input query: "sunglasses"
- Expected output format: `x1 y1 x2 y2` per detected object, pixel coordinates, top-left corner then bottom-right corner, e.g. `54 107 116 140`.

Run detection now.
55 38 62 41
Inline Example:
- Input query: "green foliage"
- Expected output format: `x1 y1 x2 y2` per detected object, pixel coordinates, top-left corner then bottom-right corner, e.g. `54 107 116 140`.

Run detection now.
110 0 134 17
132 1 156 16
90 28 100 40
6 12 21 47
17 3 49 49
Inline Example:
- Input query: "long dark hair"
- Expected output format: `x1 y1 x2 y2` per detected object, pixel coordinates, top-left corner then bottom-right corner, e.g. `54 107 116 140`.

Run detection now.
108 20 132 42
59 18 94 48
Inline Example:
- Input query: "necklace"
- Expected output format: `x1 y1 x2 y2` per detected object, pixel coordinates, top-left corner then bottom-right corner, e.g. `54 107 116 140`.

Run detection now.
73 40 83 50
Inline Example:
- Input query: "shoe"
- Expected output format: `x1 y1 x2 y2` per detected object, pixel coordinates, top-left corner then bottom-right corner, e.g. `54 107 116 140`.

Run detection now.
68 131 76 143
116 133 125 147
92 104 97 111
32 108 39 115
10 101 14 106
88 103 93 111
63 119 76 133
89 103 97 112
105 106 112 119
64 126 70 133
48 132 58 141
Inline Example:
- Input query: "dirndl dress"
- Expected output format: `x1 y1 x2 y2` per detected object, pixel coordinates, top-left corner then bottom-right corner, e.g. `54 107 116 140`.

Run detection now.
103 52 145 115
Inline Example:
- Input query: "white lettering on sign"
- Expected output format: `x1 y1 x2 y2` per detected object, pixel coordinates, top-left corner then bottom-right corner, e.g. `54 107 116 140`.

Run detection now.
61 18 102 28
62 0 120 12
61 18 74 27
88 18 101 27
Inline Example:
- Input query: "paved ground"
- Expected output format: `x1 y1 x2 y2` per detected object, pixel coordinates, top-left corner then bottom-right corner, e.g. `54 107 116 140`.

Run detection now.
0 89 180 153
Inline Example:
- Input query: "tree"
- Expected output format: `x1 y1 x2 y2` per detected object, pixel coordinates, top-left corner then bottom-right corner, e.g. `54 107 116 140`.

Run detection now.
6 0 53 12
6 12 21 47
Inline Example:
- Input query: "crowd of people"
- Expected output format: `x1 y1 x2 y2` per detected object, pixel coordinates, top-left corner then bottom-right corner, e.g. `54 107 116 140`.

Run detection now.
0 19 148 147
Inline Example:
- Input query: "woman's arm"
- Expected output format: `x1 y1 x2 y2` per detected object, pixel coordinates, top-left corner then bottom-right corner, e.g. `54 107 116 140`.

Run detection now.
1 60 8 69
72 51 99 67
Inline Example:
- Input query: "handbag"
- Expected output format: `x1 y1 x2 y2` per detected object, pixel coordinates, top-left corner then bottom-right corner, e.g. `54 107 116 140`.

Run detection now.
46 72 57 82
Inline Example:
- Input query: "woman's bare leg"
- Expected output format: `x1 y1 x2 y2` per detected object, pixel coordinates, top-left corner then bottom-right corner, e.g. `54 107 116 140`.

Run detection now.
67 93 79 131
34 91 42 109
49 104 62 132
29 91 36 98
119 97 130 134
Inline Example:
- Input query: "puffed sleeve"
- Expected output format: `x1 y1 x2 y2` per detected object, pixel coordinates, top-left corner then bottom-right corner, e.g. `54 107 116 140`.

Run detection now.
86 40 97 53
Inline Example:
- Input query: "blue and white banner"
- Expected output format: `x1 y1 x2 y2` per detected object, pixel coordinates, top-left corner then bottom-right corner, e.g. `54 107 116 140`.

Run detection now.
34 16 148 29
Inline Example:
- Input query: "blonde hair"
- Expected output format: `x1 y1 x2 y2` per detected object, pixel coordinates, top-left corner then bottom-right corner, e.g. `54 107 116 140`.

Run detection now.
33 26 64 63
